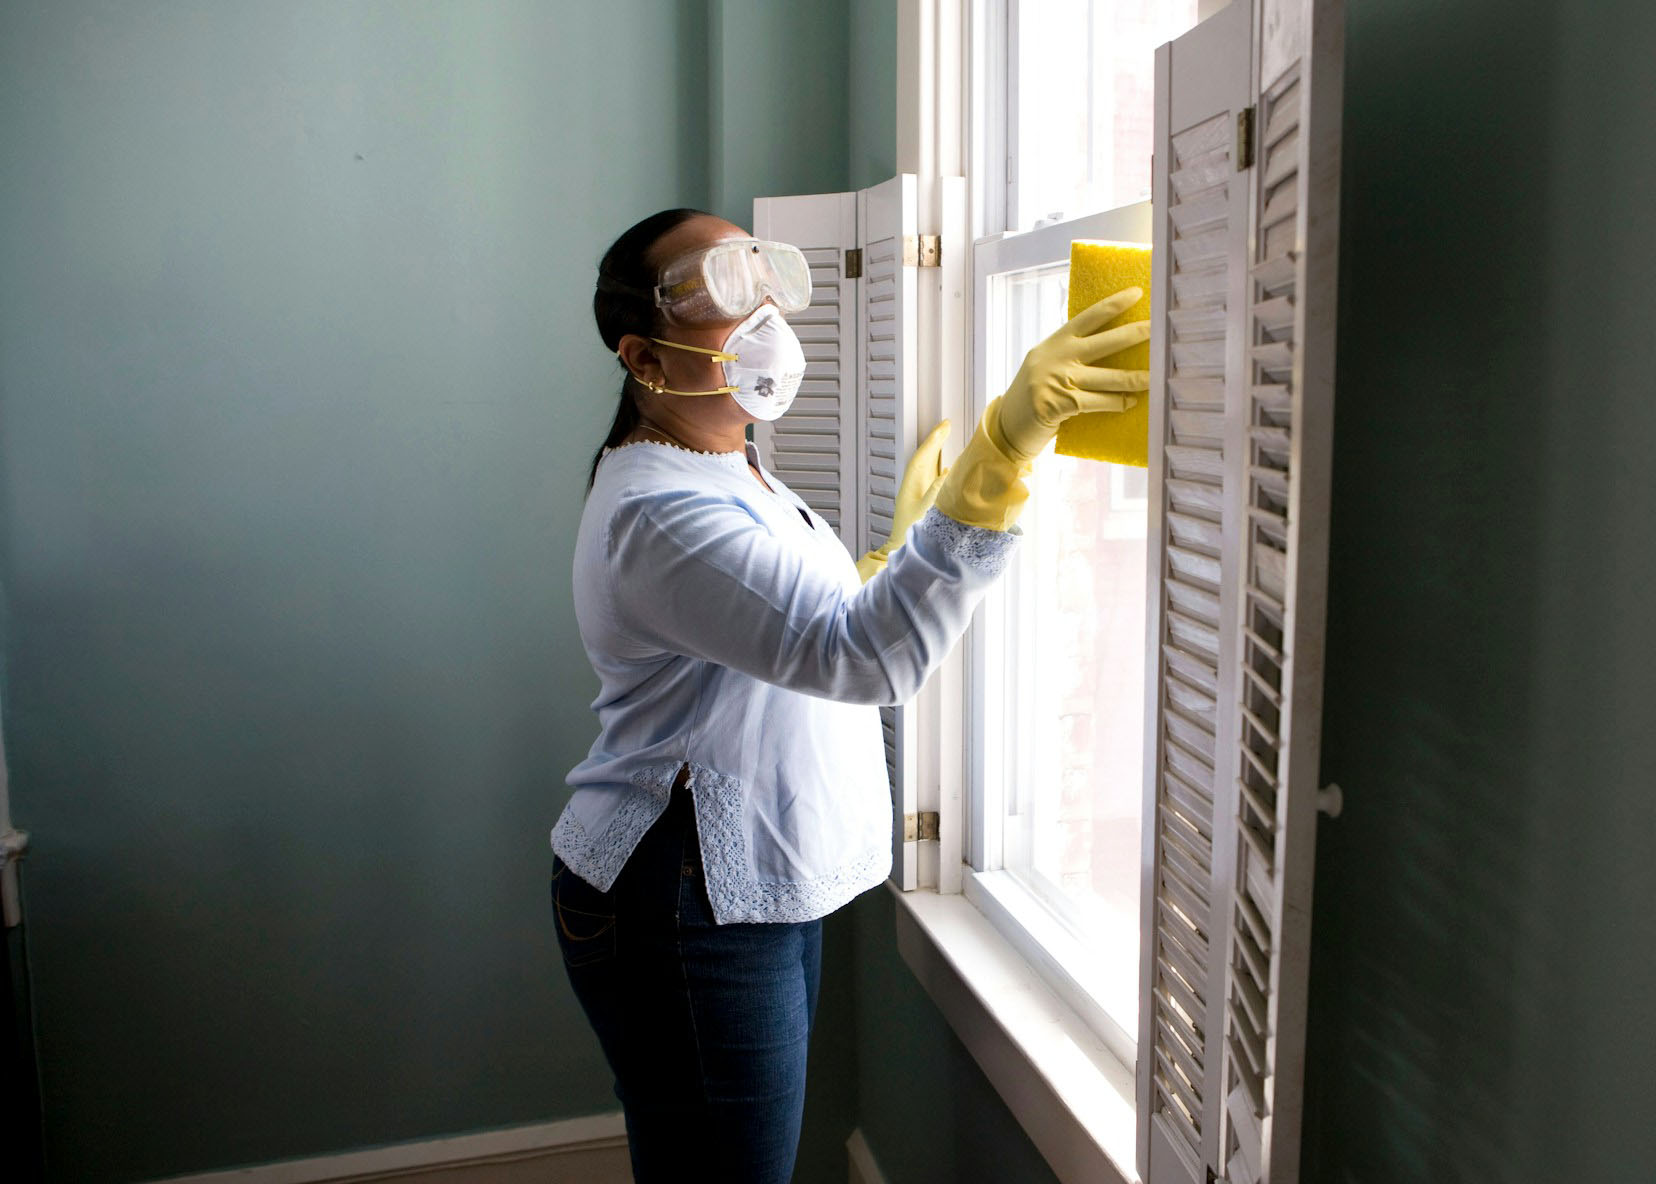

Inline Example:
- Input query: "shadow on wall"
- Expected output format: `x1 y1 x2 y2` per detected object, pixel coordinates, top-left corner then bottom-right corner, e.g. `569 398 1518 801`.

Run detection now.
1307 1 1656 1181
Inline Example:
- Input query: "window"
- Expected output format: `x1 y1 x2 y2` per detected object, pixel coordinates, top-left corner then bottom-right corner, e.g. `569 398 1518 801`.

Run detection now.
967 0 1202 1063
760 2 1346 1174
1006 0 1202 231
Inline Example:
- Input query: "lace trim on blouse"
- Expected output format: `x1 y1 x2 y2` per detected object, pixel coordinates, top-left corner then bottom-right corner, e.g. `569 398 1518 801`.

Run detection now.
600 438 752 474
685 763 888 924
552 759 889 923
549 766 675 891
914 506 1020 578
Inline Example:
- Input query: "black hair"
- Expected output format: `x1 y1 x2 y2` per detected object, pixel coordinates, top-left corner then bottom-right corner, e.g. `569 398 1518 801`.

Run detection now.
587 207 711 491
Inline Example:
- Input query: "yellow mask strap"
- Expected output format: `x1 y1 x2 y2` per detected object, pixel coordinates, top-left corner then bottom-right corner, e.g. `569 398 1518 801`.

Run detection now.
641 380 738 397
650 337 738 363
620 337 739 397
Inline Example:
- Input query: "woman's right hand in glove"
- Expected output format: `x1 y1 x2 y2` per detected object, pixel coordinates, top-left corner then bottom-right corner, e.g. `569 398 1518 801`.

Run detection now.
996 286 1150 462
934 286 1150 531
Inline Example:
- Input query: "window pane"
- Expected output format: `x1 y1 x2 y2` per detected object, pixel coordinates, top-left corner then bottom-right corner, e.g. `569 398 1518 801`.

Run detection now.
1014 0 1201 229
1025 449 1147 966
987 258 1148 1029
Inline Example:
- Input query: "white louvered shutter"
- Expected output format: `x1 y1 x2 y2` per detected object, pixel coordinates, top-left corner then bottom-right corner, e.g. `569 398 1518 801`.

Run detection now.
752 193 861 547
753 179 925 889
1138 4 1254 1179
1216 1 1344 1180
1137 2 1344 1183
857 175 923 889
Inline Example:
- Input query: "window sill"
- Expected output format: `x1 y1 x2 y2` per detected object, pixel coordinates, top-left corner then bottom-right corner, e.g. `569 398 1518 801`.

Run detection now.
888 880 1138 1184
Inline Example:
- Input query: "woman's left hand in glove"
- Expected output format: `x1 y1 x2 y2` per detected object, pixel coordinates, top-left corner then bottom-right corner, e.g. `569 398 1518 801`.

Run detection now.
856 419 953 583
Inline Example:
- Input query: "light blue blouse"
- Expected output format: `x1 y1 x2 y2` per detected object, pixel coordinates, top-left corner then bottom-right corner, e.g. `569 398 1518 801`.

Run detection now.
551 438 1018 924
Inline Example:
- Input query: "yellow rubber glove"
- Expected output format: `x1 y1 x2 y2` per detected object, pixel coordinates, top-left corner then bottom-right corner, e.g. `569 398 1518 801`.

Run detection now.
997 286 1150 463
857 419 953 582
935 286 1149 531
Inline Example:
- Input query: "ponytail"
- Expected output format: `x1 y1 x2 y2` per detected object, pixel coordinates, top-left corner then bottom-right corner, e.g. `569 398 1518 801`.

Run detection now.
587 208 709 492
586 375 644 491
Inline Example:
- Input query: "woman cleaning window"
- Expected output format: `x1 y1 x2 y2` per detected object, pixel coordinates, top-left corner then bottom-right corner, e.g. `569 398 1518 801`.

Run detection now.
550 207 1148 1183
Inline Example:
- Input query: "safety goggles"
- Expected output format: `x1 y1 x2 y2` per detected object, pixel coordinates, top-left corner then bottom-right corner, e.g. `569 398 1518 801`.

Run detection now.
653 239 812 326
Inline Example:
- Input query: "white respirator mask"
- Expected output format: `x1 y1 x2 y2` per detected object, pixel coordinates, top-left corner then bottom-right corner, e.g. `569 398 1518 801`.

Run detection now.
637 304 806 422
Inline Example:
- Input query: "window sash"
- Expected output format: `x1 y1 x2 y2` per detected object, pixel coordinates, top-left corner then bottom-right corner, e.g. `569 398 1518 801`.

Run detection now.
997 0 1201 234
966 202 1152 1056
968 202 1152 859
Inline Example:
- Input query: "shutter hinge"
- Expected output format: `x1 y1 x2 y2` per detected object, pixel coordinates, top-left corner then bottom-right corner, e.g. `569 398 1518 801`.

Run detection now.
1236 105 1256 170
902 811 940 842
843 247 863 279
901 234 941 268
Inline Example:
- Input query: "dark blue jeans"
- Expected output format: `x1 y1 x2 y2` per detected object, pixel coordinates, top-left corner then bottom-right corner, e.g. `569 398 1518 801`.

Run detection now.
553 781 823 1183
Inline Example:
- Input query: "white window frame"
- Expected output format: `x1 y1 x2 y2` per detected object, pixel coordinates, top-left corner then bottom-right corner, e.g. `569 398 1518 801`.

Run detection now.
968 0 1011 241
965 201 1154 1073
985 0 1200 239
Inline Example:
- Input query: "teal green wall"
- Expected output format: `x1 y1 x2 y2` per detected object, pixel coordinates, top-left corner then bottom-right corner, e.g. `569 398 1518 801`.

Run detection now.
848 0 898 190
710 0 852 225
853 893 1059 1184
1304 1 1656 1180
0 2 854 1181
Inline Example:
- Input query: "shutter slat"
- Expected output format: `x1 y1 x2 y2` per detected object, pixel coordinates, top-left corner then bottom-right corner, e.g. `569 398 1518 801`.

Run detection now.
1156 1081 1204 1160
1237 815 1275 870
1226 1086 1265 1184
1155 1047 1205 1128
1236 775 1275 831
1157 939 1209 1019
1164 774 1216 841
1159 1014 1207 1089
1161 793 1215 857
1239 704 1281 751
1234 959 1268 1033
1165 443 1225 483
1249 251 1297 290
1155 986 1206 1051
1238 741 1279 790
1226 1032 1266 1119
1231 999 1267 1078
1161 832 1214 906
1158 865 1210 932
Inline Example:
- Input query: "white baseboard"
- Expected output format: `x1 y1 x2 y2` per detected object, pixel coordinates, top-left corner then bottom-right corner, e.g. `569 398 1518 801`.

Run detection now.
148 1112 631 1184
846 1128 888 1184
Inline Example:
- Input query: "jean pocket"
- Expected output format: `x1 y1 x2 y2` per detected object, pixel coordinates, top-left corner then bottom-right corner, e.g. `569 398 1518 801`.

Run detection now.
553 864 618 968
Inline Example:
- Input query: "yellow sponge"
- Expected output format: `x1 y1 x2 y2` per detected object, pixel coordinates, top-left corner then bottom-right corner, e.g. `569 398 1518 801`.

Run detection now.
1055 240 1152 468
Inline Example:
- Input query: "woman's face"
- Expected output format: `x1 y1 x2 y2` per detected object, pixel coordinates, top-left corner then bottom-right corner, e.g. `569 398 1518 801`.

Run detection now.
640 215 760 400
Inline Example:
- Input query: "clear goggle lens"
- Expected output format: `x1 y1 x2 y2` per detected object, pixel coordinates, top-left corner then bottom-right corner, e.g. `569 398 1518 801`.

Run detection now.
655 240 812 326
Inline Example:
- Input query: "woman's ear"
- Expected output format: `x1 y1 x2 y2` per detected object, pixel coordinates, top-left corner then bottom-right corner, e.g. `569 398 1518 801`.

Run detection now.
616 333 664 391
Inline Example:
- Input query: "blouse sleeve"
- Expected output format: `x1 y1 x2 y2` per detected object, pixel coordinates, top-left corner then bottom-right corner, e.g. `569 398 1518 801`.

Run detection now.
605 487 1018 706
